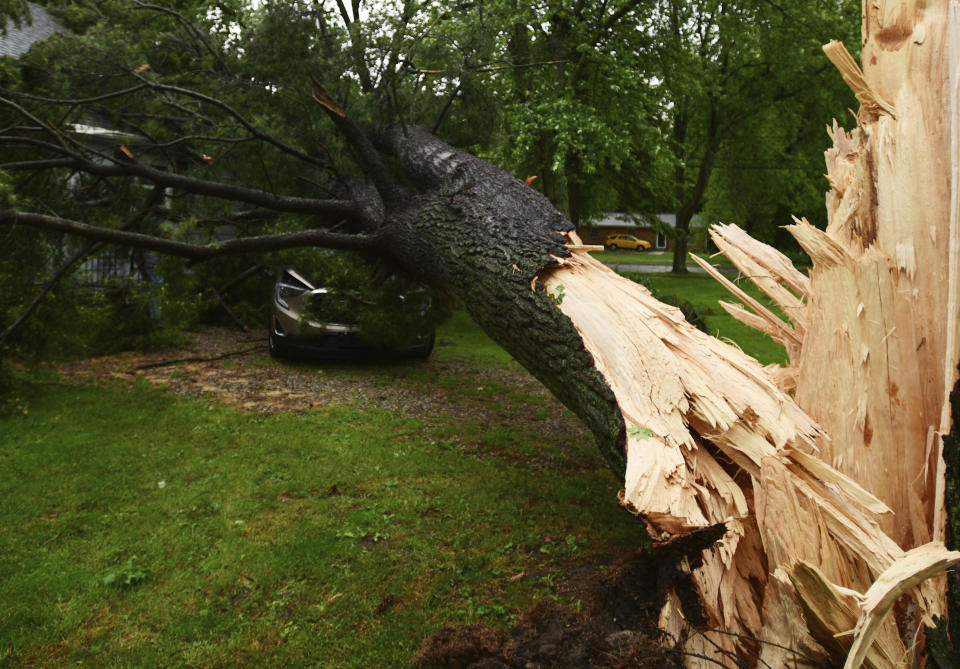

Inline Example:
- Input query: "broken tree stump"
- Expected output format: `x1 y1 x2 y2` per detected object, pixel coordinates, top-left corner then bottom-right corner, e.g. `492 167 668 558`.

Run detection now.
534 2 960 665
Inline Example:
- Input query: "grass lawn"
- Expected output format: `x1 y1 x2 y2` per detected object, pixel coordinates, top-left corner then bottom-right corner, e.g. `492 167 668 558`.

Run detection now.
588 250 735 267
628 272 789 366
0 273 788 667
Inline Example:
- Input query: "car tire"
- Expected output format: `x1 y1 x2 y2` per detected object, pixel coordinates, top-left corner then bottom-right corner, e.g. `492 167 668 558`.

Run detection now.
608 244 618 251
408 332 435 360
268 325 290 359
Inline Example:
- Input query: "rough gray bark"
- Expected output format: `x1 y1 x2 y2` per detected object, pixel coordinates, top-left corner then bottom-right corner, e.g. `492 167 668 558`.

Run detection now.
380 125 627 475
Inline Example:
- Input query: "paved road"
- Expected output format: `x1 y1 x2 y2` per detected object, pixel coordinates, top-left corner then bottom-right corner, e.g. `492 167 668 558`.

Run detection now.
604 262 738 276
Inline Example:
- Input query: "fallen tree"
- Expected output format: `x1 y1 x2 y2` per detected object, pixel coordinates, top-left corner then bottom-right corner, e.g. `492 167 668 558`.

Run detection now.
3 1 960 666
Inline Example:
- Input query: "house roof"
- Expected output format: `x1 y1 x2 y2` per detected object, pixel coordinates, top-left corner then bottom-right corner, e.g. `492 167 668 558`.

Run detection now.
588 213 704 229
0 2 65 58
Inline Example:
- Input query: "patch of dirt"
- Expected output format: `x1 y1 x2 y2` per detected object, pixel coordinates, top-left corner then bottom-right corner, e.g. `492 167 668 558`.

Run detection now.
415 552 684 669
55 327 599 471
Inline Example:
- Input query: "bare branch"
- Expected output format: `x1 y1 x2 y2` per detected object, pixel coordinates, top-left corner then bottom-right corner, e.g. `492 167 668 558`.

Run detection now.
0 187 165 348
1 156 374 226
334 0 352 26
431 83 460 134
1 159 79 170
311 81 403 206
0 97 130 168
3 84 152 106
140 134 257 150
0 96 73 154
0 210 384 260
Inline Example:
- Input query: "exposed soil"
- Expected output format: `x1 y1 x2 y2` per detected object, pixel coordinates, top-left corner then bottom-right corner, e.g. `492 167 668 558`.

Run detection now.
55 326 599 472
415 551 684 669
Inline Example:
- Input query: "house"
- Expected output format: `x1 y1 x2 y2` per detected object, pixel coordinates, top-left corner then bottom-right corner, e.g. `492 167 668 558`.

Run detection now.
1 8 161 289
0 2 65 58
577 212 706 251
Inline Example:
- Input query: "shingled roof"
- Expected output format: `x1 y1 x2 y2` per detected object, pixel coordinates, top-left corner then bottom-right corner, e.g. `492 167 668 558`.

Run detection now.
0 2 65 58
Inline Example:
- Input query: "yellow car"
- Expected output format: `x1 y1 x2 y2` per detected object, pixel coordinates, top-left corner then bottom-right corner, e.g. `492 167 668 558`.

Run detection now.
604 233 651 251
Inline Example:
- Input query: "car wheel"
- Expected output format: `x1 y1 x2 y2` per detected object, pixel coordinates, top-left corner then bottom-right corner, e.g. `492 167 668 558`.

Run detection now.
408 332 435 360
608 244 618 251
268 325 289 359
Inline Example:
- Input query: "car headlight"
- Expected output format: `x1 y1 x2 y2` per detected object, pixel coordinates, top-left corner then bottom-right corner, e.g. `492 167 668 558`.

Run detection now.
275 282 307 309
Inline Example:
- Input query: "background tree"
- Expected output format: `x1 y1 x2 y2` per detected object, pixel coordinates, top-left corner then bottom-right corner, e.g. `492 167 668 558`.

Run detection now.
646 0 860 271
487 0 661 226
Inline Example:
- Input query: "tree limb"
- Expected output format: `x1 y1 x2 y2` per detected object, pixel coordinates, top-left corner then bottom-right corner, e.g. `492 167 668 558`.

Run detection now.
121 76 330 169
4 84 152 106
334 0 352 26
0 211 383 260
0 187 166 347
0 156 373 226
130 1 234 76
311 81 404 206
131 345 262 371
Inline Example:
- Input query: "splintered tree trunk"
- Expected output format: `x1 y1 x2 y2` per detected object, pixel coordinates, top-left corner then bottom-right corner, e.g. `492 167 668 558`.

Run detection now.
372 6 960 660
541 2 959 666
378 4 960 667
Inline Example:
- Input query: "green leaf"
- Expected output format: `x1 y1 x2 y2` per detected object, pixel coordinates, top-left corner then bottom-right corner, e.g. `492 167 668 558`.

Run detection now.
627 425 654 440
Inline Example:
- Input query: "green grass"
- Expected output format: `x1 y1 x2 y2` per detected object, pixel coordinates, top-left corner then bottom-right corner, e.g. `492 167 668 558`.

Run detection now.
0 379 631 667
625 272 788 366
432 310 517 367
589 250 735 267
0 274 790 667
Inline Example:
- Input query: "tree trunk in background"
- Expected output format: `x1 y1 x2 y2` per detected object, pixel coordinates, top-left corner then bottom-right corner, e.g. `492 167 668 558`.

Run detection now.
670 211 690 273
672 103 719 274
565 154 582 228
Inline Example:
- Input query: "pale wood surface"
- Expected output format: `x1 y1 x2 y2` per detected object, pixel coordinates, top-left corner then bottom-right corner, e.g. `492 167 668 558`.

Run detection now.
537 3 960 661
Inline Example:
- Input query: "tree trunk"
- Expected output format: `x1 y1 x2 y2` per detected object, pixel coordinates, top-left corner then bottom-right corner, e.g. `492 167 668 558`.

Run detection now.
375 43 959 654
378 125 627 475
670 213 690 274
672 102 720 274
380 2 960 664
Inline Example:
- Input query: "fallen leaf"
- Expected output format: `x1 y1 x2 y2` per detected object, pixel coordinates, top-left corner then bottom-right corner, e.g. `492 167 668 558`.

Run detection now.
375 594 396 614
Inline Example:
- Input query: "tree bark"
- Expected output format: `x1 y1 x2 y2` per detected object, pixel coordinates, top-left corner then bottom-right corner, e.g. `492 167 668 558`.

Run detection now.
377 125 627 474
671 101 720 274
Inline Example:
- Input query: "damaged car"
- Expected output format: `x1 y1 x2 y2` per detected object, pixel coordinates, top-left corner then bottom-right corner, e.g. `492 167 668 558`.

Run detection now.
269 267 437 360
